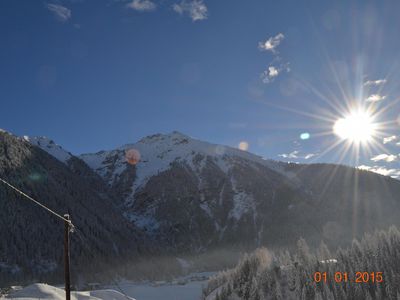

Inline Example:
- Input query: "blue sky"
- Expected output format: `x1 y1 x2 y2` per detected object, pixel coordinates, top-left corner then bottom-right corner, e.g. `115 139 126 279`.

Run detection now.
1 0 400 177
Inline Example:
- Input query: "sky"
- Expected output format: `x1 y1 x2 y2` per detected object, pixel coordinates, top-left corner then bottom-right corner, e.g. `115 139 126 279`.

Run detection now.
1 0 400 177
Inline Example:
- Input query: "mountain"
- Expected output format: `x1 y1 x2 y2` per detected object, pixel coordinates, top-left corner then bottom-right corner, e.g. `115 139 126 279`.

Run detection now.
22 136 73 164
79 131 299 250
2 129 400 286
78 131 400 251
0 131 146 286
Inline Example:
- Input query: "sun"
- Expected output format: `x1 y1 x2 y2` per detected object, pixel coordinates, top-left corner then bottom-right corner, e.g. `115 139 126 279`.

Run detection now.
333 110 377 143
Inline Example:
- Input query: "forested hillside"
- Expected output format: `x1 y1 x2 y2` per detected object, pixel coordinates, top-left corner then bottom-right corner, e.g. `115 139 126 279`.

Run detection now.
204 226 400 300
0 131 146 286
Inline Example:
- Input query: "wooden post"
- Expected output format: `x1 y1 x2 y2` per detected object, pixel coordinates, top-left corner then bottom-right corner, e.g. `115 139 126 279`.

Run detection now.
64 214 71 300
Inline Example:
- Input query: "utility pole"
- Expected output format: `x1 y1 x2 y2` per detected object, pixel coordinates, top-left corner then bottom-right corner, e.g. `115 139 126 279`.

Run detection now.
0 178 76 300
64 214 71 300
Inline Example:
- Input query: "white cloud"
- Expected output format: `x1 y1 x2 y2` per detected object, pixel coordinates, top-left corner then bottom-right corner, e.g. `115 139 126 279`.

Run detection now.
383 135 397 144
278 150 299 159
364 79 387 87
357 165 370 171
47 4 71 22
261 64 289 84
358 165 400 178
126 0 156 11
278 151 316 160
370 154 398 162
173 0 208 21
258 33 285 53
258 33 289 84
268 66 279 77
365 94 386 102
304 153 316 160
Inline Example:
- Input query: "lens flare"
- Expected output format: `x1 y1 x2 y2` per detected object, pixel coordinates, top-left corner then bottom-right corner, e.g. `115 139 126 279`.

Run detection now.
238 141 249 151
300 132 310 140
28 173 46 182
125 148 141 165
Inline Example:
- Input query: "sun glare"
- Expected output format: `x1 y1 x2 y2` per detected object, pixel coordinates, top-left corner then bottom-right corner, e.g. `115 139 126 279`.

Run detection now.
333 111 377 143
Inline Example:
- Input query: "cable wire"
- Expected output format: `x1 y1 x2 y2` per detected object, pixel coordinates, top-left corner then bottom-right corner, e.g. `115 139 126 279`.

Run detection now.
0 177 133 298
0 176 74 228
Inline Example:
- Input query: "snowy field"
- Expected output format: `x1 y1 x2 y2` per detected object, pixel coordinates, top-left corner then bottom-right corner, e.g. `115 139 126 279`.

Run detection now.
1 284 135 300
2 273 213 300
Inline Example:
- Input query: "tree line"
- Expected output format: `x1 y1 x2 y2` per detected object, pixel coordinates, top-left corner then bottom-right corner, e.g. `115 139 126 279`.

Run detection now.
203 226 400 300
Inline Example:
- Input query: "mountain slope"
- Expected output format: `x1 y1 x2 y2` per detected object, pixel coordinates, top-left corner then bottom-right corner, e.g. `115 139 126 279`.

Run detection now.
79 132 303 249
0 131 145 286
79 131 400 252
282 162 400 244
23 136 73 164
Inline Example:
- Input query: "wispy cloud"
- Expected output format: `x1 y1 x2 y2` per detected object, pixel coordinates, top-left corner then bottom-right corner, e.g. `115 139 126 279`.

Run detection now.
304 153 316 160
173 0 208 21
364 79 387 87
261 66 279 83
358 165 400 178
126 0 156 11
278 150 316 160
47 3 71 22
279 150 299 159
370 154 398 162
261 64 290 84
258 33 285 54
258 33 289 84
383 135 397 144
365 94 386 102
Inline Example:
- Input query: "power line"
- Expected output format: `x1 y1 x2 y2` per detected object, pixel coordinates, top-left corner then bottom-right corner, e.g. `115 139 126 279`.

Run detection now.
0 176 130 298
1 176 134 299
0 176 74 228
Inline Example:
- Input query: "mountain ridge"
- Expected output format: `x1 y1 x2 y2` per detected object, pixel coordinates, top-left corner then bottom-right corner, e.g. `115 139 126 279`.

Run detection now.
2 128 400 285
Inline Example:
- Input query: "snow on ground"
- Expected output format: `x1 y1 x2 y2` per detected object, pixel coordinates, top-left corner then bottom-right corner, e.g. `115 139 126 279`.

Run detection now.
3 272 214 300
2 283 136 300
106 280 205 300
104 272 213 300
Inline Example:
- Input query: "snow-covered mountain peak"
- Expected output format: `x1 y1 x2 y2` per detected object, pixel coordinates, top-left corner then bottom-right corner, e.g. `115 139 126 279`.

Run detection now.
120 131 252 165
138 131 190 145
0 128 10 134
23 136 73 164
79 131 287 201
123 131 256 160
